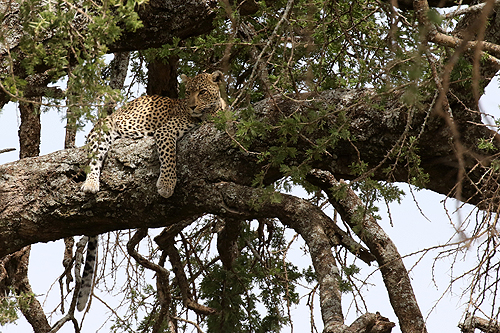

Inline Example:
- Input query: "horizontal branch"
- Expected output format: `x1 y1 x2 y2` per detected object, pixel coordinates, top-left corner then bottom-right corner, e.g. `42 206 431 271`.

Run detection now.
384 0 474 11
460 314 500 333
0 0 221 107
1 88 500 256
429 31 500 65
443 0 500 19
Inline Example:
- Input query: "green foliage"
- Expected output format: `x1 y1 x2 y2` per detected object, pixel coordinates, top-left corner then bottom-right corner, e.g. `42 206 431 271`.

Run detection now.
337 264 361 293
399 137 430 188
0 291 36 327
478 138 497 152
200 223 301 333
427 9 443 25
3 0 483 329
235 103 351 195
2 0 144 129
349 179 405 226
449 56 482 100
144 0 391 102
0 297 19 326
491 159 500 173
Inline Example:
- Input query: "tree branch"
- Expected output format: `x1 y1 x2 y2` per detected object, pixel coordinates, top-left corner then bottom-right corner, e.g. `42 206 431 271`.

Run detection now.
307 169 427 333
1 88 500 256
207 181 396 332
0 0 219 108
0 148 15 154
459 314 500 333
156 230 219 316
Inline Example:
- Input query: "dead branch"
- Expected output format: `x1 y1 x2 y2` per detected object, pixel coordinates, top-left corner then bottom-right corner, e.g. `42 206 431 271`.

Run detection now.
460 314 500 333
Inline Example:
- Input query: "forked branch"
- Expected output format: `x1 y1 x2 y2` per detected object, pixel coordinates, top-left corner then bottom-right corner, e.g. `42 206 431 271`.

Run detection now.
307 169 427 333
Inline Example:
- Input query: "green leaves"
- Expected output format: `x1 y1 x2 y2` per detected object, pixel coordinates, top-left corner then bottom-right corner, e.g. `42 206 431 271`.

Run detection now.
0 290 35 326
427 8 443 25
200 223 300 333
337 264 361 293
3 0 144 126
233 103 350 194
478 138 497 152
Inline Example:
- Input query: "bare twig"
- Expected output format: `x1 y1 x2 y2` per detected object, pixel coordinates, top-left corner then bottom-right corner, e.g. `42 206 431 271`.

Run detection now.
231 0 295 107
0 148 15 154
171 316 205 333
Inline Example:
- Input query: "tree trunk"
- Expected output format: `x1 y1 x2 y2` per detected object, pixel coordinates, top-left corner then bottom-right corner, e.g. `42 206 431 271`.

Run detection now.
147 55 179 98
1 98 51 333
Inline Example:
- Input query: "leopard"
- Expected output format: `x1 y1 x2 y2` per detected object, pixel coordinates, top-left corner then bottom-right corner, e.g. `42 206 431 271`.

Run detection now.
80 70 225 199
76 235 97 312
76 71 225 312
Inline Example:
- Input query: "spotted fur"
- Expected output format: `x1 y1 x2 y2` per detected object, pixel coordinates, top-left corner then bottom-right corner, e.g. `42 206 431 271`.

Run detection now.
81 71 225 198
76 235 97 312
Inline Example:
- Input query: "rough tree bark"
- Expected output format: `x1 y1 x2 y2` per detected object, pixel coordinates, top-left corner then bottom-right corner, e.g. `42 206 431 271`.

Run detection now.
0 86 498 331
0 98 51 333
2 89 499 256
147 55 179 98
308 170 423 333
2 0 500 331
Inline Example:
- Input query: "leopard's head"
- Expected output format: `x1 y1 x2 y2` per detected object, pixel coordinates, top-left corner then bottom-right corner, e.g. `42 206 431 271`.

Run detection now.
181 71 226 118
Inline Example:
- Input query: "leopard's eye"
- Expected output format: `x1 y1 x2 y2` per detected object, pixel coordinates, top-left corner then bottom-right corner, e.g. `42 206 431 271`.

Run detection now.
199 89 208 96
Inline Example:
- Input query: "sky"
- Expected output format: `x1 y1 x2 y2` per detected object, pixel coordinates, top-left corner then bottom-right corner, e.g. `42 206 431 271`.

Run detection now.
0 78 499 333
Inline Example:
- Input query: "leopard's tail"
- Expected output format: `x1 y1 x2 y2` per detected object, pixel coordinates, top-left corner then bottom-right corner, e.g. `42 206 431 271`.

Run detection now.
77 235 97 311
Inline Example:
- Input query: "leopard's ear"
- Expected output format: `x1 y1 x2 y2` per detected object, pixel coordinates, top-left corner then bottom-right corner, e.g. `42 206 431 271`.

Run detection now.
180 74 188 83
211 71 223 83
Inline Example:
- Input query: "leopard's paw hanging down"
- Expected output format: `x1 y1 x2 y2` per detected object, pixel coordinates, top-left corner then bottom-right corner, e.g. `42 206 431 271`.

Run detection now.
80 71 225 198
156 181 175 199
81 174 100 194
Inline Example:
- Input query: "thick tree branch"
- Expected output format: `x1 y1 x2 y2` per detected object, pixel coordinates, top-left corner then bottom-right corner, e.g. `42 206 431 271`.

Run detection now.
0 0 220 108
412 0 500 68
0 0 219 55
207 181 397 332
386 0 474 11
216 217 242 270
0 247 51 333
307 169 427 333
1 89 500 256
344 312 395 333
320 214 376 266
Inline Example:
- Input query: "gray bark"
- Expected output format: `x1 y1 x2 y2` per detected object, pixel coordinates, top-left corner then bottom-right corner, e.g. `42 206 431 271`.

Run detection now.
0 87 498 332
0 88 498 255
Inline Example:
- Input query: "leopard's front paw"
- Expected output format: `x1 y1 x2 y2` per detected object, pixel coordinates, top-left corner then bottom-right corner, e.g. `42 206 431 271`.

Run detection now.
156 178 174 198
81 177 100 194
157 187 174 198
